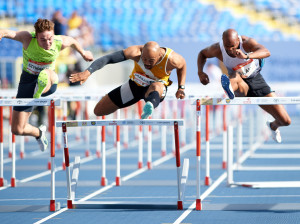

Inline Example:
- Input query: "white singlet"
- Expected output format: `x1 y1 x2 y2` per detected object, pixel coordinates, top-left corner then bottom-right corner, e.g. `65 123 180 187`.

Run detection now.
220 35 261 79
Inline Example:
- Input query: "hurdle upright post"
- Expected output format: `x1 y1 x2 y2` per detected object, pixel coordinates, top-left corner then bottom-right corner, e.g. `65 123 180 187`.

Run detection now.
0 106 3 187
227 125 233 185
147 117 152 169
174 121 183 210
116 110 121 186
50 100 57 211
196 99 202 211
62 123 72 208
101 116 107 186
222 105 227 169
205 105 211 185
161 101 167 157
236 105 243 170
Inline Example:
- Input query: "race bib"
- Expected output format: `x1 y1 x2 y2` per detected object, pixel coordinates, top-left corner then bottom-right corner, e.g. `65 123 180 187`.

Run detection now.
27 59 52 75
233 59 257 78
132 73 155 87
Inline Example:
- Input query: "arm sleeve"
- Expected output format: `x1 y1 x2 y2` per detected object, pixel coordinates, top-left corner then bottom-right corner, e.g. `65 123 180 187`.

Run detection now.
87 50 127 74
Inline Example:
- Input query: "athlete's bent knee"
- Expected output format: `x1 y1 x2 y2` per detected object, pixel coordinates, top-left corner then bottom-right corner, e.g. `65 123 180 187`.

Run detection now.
11 126 23 135
282 117 291 126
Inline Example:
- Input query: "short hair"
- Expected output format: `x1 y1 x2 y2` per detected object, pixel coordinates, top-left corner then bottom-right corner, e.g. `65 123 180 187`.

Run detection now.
34 18 54 34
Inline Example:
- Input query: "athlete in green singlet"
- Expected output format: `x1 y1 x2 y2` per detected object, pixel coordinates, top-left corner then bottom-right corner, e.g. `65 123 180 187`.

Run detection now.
0 19 93 151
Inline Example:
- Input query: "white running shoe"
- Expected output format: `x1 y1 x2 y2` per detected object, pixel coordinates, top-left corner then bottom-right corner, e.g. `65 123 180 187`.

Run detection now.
266 121 281 143
36 124 48 151
141 102 154 119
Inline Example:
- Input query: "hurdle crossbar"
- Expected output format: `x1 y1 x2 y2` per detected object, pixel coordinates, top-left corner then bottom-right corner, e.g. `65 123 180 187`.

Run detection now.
0 98 60 106
56 119 184 127
193 96 300 105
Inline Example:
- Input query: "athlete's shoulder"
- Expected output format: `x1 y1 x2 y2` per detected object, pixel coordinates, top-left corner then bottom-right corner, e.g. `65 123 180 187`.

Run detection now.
123 45 142 60
54 35 62 42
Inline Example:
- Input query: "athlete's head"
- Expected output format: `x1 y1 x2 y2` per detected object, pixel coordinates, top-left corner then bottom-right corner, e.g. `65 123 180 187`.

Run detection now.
34 19 55 50
141 41 162 70
222 29 240 57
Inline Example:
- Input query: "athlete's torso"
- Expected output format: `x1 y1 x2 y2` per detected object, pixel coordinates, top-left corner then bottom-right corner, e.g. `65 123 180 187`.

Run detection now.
130 47 173 86
220 36 261 78
23 32 62 75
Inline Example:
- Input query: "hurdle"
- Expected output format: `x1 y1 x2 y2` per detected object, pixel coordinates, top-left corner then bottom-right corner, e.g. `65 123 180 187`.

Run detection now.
0 98 61 210
195 96 300 209
199 96 300 190
56 118 188 210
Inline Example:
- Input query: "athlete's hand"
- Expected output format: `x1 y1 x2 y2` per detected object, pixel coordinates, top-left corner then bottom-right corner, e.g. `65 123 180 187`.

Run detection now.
82 51 94 62
198 72 209 85
235 49 247 59
69 70 91 85
176 89 185 99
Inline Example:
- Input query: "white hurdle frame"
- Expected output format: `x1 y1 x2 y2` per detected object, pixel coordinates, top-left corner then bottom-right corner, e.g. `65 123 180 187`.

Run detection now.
195 96 300 210
56 118 185 210
196 96 300 196
0 98 60 211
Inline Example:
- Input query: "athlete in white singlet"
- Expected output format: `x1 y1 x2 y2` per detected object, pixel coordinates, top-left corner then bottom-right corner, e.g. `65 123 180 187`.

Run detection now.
197 29 291 143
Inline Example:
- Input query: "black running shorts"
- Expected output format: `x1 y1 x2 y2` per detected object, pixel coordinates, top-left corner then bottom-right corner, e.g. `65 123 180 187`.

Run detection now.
108 79 167 108
243 72 272 97
13 70 39 112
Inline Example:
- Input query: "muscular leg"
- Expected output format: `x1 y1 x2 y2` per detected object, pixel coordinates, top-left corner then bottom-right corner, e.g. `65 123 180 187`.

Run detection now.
11 69 58 137
11 111 40 137
42 69 58 94
141 82 165 119
229 73 249 96
94 94 119 116
259 92 291 130
144 82 165 99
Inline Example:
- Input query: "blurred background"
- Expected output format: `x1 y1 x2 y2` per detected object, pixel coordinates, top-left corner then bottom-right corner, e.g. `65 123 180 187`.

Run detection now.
0 0 300 97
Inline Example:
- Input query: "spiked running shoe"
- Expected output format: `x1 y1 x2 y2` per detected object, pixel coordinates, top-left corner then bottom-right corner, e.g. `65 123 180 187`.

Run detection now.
266 121 282 143
141 102 154 119
36 124 48 151
221 74 235 99
33 70 48 98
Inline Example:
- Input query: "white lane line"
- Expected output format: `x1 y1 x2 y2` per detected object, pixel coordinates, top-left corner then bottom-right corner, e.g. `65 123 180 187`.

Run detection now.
173 140 264 224
34 208 68 224
33 142 195 224
173 172 227 224
238 166 300 171
250 153 300 158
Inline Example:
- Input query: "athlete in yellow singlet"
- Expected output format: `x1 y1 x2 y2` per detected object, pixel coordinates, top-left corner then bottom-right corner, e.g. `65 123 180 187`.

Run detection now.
0 19 93 151
70 41 187 119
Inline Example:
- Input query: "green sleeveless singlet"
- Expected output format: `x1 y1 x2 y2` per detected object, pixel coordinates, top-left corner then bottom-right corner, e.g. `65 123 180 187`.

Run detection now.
22 32 62 75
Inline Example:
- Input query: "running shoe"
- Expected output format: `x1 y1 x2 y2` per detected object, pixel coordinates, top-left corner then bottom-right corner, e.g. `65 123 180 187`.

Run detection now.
33 70 48 98
36 124 48 151
266 121 281 143
221 74 235 99
141 102 154 119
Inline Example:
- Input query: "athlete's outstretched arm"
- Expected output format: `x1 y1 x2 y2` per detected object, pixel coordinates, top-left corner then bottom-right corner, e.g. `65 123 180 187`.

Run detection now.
0 29 32 45
69 45 142 85
197 43 220 85
61 35 93 62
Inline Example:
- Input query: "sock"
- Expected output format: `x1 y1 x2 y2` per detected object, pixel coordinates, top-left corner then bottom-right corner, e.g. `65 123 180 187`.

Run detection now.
36 128 42 140
145 91 160 108
41 84 57 97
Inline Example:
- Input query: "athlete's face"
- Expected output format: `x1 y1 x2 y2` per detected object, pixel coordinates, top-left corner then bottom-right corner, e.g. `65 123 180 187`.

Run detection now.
37 30 54 50
141 50 160 70
223 38 240 58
